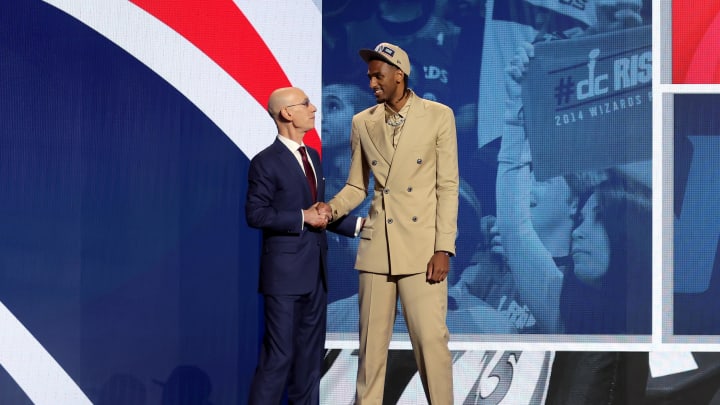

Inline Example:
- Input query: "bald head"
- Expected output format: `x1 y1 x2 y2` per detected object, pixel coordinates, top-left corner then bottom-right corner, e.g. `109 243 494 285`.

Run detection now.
268 87 303 120
267 87 317 142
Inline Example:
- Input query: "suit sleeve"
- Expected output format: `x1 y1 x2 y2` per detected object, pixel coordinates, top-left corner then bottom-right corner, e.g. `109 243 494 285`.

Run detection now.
434 106 460 255
327 214 360 238
245 155 303 234
328 117 370 219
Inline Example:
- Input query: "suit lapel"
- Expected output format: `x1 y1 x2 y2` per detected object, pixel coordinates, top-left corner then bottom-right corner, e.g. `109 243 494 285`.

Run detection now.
393 95 424 153
365 105 395 165
386 96 426 176
272 139 314 204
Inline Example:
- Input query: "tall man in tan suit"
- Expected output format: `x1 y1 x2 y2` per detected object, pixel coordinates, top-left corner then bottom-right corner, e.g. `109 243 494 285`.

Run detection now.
319 42 459 404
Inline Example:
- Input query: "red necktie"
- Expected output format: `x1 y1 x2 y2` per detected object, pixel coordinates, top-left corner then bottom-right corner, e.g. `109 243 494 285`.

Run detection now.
298 146 317 202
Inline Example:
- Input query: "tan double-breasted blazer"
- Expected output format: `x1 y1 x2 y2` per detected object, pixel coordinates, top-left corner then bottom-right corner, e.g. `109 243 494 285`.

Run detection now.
329 94 459 275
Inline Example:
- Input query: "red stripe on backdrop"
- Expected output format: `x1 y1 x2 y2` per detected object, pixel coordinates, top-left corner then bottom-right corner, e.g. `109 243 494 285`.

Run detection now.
129 0 322 154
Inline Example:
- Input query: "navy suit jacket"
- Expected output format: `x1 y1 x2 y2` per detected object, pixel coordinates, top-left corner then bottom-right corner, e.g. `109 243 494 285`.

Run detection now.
246 138 357 295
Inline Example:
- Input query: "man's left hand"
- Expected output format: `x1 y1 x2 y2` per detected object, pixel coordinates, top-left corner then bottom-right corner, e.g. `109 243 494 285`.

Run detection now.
426 251 450 283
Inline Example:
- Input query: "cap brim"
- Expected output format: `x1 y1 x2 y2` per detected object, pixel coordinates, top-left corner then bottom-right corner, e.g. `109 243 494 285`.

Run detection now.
359 49 393 67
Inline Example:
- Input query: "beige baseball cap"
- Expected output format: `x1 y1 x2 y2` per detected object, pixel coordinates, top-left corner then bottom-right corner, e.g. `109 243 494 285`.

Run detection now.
359 42 411 76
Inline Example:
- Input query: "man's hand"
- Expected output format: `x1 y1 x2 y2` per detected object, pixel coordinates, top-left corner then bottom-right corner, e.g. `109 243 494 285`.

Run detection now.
504 41 534 126
592 0 642 34
506 41 534 85
304 202 328 229
315 202 332 221
426 251 450 283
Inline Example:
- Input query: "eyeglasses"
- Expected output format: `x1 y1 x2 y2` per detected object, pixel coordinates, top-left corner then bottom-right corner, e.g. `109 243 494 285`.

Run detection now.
284 99 311 109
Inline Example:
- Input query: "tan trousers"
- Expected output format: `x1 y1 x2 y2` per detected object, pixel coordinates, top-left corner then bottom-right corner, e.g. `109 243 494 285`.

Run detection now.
356 271 453 404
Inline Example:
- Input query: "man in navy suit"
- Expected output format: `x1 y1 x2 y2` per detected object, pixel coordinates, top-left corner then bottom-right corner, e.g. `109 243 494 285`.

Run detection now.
246 87 358 404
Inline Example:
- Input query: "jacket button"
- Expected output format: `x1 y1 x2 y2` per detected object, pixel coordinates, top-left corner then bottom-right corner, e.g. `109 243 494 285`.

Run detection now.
384 188 390 194
417 158 422 164
372 160 378 166
407 187 413 192
387 218 393 224
412 216 417 222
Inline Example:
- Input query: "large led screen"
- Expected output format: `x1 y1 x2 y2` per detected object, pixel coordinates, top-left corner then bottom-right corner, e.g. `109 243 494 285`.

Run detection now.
323 0 652 341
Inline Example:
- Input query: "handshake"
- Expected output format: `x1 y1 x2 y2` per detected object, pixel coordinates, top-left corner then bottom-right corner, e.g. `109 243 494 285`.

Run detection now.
303 202 333 229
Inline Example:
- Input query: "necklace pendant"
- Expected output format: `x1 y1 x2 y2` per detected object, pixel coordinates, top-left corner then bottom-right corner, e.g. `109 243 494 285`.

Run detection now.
387 114 405 127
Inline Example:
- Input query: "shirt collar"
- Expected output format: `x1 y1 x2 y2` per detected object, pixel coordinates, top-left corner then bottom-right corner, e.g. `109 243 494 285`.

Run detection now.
277 134 304 153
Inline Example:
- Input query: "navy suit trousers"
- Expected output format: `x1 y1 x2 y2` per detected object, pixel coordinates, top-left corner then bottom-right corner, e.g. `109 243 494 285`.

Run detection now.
249 271 327 405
